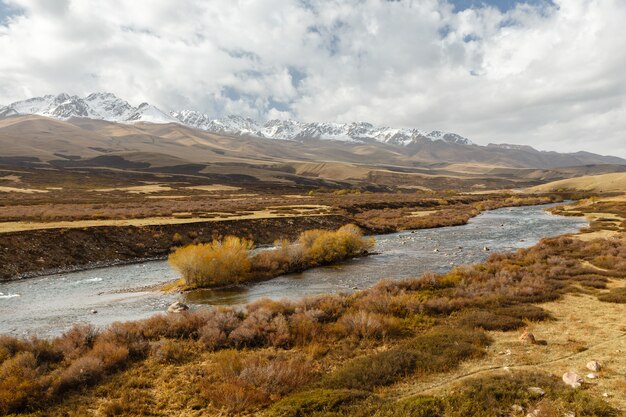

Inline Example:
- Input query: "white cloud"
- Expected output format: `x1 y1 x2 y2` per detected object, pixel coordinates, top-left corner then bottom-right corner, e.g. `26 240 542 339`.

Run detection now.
0 0 625 157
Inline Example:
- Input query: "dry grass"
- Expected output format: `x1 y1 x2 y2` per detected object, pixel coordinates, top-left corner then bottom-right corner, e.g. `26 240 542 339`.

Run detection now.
0 186 48 194
93 184 174 194
185 184 241 192
527 173 626 193
389 292 626 411
0 209 334 233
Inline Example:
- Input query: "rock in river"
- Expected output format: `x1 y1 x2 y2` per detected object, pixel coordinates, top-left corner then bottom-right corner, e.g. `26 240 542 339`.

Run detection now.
167 301 189 313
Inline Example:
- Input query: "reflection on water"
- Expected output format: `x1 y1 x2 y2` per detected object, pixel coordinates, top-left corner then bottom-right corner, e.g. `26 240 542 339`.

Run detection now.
183 287 253 305
0 203 587 337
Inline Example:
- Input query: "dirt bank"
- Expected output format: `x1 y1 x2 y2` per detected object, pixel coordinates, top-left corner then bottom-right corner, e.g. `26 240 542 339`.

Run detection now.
0 215 355 281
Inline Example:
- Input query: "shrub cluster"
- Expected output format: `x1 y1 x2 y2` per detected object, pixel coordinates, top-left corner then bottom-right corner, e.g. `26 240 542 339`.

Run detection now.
168 236 254 287
201 350 314 413
597 287 626 304
169 224 374 288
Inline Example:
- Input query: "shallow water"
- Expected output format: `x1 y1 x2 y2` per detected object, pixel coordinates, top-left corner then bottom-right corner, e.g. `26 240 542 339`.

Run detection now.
0 204 587 337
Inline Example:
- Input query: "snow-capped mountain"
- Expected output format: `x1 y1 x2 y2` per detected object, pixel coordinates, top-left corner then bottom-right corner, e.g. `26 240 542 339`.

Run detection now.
0 93 176 124
1 92 472 146
172 112 473 146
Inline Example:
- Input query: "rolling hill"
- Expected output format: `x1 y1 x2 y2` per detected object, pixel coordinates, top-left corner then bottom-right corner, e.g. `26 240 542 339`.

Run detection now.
527 172 626 193
0 114 625 190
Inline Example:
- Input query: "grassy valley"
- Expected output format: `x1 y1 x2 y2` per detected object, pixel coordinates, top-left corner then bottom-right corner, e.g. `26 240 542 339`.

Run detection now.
0 119 624 417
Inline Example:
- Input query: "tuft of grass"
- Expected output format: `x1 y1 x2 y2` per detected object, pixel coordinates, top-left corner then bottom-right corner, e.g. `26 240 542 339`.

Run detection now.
308 373 620 417
444 372 620 417
457 310 525 331
266 389 370 417
322 348 418 391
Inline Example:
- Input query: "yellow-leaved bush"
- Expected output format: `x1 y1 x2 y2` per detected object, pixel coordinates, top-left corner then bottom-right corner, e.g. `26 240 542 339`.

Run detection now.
168 224 374 288
168 236 254 288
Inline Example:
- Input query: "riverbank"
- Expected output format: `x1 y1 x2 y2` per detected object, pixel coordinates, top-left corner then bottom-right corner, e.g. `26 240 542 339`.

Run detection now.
0 193 561 281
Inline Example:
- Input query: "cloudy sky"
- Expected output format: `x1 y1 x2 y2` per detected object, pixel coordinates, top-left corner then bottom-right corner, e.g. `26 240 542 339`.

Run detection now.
0 0 625 157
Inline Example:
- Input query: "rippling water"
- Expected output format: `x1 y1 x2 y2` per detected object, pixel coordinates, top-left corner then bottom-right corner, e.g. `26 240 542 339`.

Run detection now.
0 204 587 337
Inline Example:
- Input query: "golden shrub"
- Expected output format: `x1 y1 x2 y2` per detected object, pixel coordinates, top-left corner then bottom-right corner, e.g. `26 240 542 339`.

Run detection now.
168 236 254 288
305 224 374 265
169 225 373 289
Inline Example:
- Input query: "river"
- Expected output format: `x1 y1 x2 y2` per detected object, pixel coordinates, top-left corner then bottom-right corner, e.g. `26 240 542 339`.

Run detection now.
0 203 587 337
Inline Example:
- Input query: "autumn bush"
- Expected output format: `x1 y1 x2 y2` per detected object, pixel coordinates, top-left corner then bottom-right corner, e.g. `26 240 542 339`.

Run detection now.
169 224 374 288
301 224 374 265
457 310 525 331
597 287 626 303
150 339 194 365
168 236 254 288
337 310 402 340
202 350 315 413
0 352 44 414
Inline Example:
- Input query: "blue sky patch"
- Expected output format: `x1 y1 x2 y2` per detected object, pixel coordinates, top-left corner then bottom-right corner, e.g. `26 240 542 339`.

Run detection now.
0 1 22 25
449 0 552 12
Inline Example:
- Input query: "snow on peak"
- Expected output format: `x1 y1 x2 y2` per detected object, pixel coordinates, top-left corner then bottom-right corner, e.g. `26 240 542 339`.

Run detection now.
1 92 173 124
127 103 178 124
171 113 473 146
0 92 474 146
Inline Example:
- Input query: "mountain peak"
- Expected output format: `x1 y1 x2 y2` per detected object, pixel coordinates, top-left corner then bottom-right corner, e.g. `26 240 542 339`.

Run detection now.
1 93 173 124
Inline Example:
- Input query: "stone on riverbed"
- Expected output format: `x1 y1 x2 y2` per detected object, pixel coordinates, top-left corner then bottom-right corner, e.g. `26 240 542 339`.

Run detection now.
167 301 189 313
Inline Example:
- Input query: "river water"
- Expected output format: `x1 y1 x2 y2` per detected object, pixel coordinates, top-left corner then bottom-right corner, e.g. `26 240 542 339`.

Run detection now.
0 204 587 337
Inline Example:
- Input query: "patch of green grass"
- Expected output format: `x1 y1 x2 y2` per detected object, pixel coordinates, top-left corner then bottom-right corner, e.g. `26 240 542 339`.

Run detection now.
493 305 551 322
266 389 370 417
322 348 418 391
349 396 445 417
322 327 490 391
444 373 620 417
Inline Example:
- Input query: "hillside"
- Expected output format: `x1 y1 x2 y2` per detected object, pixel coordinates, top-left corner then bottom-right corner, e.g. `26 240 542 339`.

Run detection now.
1 115 625 192
1 92 625 170
527 173 626 193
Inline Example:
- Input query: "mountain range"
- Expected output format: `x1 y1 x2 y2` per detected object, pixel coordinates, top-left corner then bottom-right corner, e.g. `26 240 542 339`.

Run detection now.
1 92 625 191
0 92 474 146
